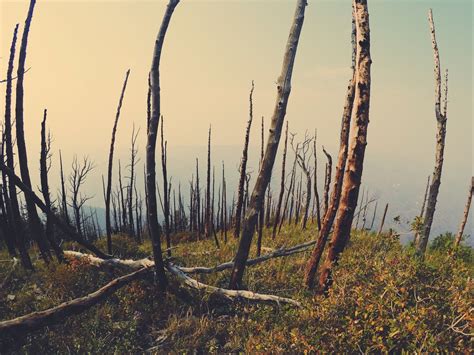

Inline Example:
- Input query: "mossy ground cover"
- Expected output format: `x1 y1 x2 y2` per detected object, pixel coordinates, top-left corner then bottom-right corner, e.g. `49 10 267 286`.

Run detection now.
0 224 472 353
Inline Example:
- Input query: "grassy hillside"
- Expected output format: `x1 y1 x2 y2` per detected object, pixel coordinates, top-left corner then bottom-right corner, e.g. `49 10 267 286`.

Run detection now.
0 226 472 353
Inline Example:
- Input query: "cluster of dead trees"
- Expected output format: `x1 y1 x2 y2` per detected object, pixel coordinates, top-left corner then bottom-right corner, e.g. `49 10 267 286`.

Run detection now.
0 0 472 339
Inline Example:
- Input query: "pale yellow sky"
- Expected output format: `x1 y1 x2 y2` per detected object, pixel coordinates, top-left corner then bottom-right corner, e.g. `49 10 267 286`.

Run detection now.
0 0 472 236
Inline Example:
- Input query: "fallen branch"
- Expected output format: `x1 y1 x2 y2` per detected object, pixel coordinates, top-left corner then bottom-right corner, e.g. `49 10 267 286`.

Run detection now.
64 251 153 271
0 266 151 336
179 240 316 274
166 263 302 307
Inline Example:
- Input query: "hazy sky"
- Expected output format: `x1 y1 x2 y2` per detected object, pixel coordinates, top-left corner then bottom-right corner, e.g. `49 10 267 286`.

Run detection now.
0 0 472 238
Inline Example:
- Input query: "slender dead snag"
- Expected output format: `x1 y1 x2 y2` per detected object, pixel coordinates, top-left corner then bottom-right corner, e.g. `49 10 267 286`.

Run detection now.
234 81 254 238
229 0 307 289
454 177 473 249
4 24 32 269
416 9 448 255
128 125 139 240
312 130 322 230
317 0 372 293
222 162 228 243
15 0 53 262
160 116 171 255
40 109 63 261
369 201 377 230
279 154 297 233
304 10 357 288
59 150 70 224
0 136 16 256
146 0 179 289
105 69 130 254
118 161 127 231
0 266 151 337
0 161 111 259
257 117 265 256
195 158 201 237
322 146 332 218
377 203 388 236
414 175 431 244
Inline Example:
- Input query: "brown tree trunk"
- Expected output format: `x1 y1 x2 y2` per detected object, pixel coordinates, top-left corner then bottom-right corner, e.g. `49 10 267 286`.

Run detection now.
303 43 356 288
146 0 180 289
416 9 448 255
40 109 63 261
234 81 254 238
322 146 332 218
272 121 288 239
229 0 308 289
454 177 473 248
317 0 372 293
105 69 130 254
15 0 52 262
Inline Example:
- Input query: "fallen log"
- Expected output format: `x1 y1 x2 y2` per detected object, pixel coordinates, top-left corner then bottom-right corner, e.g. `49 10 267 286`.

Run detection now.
165 263 302 307
0 266 151 336
63 251 302 307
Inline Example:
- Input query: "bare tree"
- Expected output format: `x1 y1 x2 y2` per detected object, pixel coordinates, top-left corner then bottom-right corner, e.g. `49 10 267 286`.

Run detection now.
128 125 139 240
229 0 308 289
272 121 289 239
40 109 63 260
454 177 473 249
377 203 389 236
15 0 53 262
160 116 171 255
304 9 357 288
312 130 322 230
234 81 254 238
322 146 332 218
414 175 430 245
68 156 94 237
416 10 449 255
3 24 32 268
317 0 372 293
256 117 265 256
146 0 180 289
59 150 70 225
105 69 130 254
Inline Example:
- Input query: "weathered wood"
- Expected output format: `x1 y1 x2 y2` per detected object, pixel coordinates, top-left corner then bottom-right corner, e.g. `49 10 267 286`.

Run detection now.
303 8 356 288
416 9 448 255
317 0 372 293
229 0 308 289
105 69 130 254
146 0 180 289
272 121 289 239
454 177 473 248
0 266 151 336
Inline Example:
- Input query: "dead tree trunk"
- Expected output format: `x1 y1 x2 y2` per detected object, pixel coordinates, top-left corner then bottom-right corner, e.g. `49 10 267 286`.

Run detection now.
229 0 307 289
105 69 130 254
0 137 16 257
414 175 430 245
146 0 180 289
454 177 473 249
369 201 377 230
317 0 372 293
118 161 127 232
377 203 389 236
205 126 212 240
59 150 70 225
234 81 254 238
128 125 138 240
416 9 448 255
160 116 171 255
15 0 53 262
4 24 32 269
256 117 265 256
40 109 63 261
312 130 322 230
322 146 332 218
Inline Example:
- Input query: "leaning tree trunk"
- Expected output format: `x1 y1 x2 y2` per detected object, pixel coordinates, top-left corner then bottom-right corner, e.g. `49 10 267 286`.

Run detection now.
454 177 473 249
15 0 53 262
416 9 448 255
228 0 308 290
146 0 180 289
40 109 63 261
317 0 372 293
4 24 32 269
234 81 254 238
303 10 356 288
271 121 289 239
105 69 130 254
